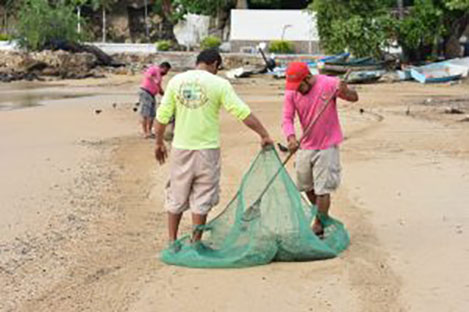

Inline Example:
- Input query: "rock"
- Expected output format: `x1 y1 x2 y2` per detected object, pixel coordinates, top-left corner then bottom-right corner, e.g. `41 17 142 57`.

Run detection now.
460 115 469 122
424 98 433 105
24 60 48 72
444 107 464 114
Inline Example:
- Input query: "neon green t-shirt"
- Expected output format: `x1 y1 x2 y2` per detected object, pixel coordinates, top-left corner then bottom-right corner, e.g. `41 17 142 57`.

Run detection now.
157 70 251 150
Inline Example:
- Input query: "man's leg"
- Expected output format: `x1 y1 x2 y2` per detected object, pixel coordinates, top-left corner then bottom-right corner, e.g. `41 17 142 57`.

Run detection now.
168 212 183 242
165 150 194 242
305 189 317 206
311 146 341 237
191 213 208 241
190 149 221 242
142 117 153 138
148 118 155 136
141 117 148 137
312 193 331 235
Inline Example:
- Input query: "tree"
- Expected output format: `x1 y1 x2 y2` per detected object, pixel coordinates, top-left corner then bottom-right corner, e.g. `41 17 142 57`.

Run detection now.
1 0 18 34
309 0 469 61
445 0 469 9
308 0 396 58
15 0 83 50
72 0 89 34
90 0 118 42
397 0 469 60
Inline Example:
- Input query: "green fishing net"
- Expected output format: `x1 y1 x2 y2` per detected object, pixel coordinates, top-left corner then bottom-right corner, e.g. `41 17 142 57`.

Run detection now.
161 147 350 268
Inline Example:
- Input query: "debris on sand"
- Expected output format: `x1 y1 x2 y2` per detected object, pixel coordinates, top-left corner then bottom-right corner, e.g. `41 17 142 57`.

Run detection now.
444 107 464 114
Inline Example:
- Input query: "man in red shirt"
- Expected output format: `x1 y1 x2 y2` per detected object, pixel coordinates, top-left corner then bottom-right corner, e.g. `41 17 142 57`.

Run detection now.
283 62 358 237
139 62 171 138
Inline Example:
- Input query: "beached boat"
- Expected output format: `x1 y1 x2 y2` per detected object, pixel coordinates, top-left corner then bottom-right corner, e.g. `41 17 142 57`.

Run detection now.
445 57 469 78
348 70 386 84
318 57 386 75
410 62 467 83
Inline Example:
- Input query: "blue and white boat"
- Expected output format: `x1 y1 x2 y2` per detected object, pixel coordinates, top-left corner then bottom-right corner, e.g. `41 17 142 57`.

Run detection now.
410 62 467 83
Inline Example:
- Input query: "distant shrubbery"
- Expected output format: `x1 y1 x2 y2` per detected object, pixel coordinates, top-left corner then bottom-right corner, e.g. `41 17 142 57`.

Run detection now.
156 40 172 51
15 0 84 51
269 40 294 54
200 36 221 50
0 33 11 41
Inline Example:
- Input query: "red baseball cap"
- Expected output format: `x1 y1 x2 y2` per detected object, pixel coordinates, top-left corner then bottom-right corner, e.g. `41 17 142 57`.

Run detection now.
285 62 310 91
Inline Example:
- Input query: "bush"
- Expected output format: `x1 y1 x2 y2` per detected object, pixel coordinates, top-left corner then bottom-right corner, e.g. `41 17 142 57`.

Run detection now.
200 36 221 50
16 0 84 51
269 40 294 54
156 40 172 51
0 33 11 41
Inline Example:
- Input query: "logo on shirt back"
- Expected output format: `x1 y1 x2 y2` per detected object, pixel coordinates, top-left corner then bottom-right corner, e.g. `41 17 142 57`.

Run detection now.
176 79 209 109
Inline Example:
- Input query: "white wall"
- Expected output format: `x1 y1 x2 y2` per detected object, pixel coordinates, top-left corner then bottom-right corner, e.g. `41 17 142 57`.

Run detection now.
230 9 318 41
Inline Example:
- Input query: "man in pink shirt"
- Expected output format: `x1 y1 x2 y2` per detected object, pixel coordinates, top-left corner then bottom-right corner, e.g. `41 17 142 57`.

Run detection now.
139 62 171 138
282 62 358 237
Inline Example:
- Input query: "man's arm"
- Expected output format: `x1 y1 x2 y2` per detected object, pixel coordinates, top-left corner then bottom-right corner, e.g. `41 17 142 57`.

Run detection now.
155 121 168 164
337 81 359 102
154 80 175 165
242 114 274 147
282 92 299 152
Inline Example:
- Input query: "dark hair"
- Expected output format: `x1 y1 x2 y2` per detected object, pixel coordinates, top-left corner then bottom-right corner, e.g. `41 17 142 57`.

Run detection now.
196 48 222 67
160 62 171 69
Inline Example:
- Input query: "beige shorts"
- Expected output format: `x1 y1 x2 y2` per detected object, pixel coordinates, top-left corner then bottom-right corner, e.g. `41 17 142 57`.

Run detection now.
165 148 221 215
295 146 341 195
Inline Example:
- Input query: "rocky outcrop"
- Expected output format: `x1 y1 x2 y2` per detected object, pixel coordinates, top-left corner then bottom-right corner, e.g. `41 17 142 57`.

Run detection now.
0 50 103 82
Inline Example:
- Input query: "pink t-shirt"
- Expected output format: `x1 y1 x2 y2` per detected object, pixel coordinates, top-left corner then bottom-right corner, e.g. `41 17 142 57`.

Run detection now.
140 65 162 96
282 75 343 150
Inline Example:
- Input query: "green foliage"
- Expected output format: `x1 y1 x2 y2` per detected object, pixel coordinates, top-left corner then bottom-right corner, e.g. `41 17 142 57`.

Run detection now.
398 0 445 50
153 0 234 24
89 0 118 10
15 0 84 51
156 40 172 51
269 40 294 54
309 0 469 60
0 33 11 41
248 0 282 9
200 36 221 50
445 0 469 9
309 0 395 58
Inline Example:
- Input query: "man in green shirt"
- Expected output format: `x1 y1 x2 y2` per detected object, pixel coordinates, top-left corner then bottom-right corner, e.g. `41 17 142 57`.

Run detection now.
155 49 274 243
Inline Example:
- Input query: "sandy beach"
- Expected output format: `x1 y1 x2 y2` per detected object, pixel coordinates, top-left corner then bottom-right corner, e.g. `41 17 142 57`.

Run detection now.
1 74 468 312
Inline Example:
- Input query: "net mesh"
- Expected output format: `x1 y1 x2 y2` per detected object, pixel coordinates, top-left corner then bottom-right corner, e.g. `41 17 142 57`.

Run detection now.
161 147 350 268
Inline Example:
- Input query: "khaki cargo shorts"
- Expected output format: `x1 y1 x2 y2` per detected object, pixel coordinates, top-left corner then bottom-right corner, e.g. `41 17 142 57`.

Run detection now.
165 148 221 215
295 146 341 195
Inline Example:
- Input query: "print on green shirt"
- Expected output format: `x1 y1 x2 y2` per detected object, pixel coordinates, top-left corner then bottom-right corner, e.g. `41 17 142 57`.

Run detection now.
177 80 209 109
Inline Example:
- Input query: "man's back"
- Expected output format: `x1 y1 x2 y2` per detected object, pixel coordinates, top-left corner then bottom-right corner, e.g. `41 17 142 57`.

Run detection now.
158 70 251 150
140 65 162 96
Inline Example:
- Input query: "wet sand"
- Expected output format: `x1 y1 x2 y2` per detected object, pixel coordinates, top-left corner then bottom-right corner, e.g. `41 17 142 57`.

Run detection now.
1 75 469 311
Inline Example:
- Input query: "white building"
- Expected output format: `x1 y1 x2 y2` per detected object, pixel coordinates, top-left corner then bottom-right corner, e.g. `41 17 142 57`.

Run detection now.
230 9 319 54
